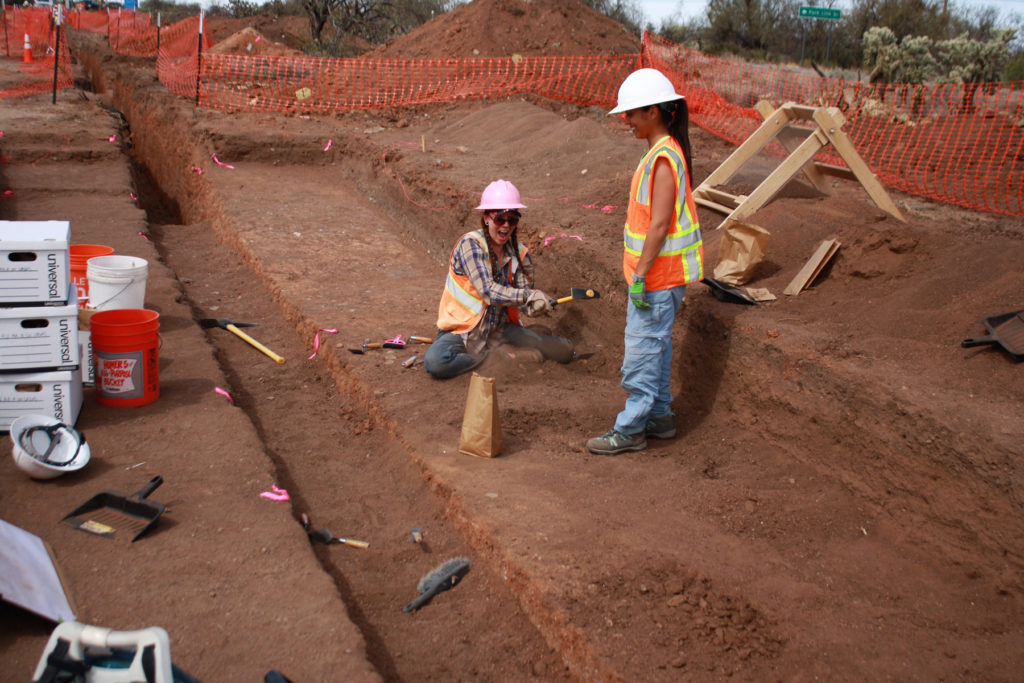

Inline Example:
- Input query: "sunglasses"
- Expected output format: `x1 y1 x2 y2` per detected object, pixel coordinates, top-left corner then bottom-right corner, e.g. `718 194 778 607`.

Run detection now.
490 211 520 227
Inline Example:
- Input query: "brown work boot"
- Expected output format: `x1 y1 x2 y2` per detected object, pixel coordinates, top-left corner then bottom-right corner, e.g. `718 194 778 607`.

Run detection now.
645 412 677 439
585 429 647 455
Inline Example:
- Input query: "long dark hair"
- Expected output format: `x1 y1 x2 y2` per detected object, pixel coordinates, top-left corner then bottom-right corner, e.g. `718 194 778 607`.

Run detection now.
656 99 694 190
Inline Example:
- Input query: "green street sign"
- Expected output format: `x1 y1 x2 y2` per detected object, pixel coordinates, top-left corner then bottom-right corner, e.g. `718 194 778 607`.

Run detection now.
799 6 841 19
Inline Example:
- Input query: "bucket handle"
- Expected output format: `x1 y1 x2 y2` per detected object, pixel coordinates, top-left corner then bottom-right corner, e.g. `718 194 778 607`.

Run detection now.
89 278 140 311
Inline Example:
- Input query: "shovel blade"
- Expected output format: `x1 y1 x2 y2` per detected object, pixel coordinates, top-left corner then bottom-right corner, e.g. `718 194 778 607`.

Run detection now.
569 288 600 300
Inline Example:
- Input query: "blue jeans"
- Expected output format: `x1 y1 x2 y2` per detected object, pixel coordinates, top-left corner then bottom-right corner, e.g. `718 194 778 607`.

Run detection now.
424 325 573 379
613 285 685 435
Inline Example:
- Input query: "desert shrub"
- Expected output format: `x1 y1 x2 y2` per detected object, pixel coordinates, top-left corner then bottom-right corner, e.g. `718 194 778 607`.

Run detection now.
227 0 262 17
1006 52 1024 86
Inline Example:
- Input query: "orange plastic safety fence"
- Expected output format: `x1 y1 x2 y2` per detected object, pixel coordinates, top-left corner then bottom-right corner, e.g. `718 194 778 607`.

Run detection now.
108 11 155 56
198 53 637 113
0 7 75 99
157 16 208 100
68 7 115 33
642 32 1024 217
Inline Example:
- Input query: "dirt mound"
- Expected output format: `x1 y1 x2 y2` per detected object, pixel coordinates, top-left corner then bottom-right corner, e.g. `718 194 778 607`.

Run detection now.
207 26 305 57
205 15 311 52
372 0 640 58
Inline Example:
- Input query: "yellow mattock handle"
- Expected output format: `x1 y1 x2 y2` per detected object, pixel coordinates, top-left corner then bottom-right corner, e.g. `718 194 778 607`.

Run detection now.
225 323 286 364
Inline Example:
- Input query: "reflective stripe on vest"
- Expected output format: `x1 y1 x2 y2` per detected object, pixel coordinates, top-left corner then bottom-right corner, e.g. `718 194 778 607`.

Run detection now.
622 136 703 289
436 231 526 334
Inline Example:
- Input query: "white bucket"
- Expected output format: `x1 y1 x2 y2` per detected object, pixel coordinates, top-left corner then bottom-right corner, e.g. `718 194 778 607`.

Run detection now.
86 255 149 311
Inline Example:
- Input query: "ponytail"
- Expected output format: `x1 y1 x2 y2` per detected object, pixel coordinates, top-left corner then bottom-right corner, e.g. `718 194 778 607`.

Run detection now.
657 100 694 190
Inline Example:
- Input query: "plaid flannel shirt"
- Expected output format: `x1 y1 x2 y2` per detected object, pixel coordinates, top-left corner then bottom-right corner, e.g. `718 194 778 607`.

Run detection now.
451 231 534 353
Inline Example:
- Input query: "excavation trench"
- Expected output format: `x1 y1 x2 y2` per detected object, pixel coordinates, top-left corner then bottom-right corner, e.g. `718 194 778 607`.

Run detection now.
85 64 573 683
73 36 1024 681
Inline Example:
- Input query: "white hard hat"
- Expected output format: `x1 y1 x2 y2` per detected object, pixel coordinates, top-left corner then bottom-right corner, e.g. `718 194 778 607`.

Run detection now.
10 414 90 480
608 68 683 115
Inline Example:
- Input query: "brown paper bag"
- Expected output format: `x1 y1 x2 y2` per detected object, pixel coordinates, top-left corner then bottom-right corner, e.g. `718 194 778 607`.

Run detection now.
713 220 770 286
458 372 502 458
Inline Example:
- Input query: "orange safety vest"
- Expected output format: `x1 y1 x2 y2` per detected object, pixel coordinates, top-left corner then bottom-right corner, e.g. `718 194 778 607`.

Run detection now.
622 135 703 290
436 230 527 334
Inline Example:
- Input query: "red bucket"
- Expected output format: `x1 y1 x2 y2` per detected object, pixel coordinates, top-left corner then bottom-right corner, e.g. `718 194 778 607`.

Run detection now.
70 244 114 309
90 309 159 407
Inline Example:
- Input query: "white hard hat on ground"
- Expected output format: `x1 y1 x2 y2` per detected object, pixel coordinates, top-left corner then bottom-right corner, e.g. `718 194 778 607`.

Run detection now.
608 68 684 115
10 414 90 479
475 179 527 210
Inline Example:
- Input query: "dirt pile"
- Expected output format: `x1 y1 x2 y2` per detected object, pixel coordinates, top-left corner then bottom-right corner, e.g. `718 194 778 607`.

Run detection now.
372 0 640 58
205 15 311 52
206 26 305 57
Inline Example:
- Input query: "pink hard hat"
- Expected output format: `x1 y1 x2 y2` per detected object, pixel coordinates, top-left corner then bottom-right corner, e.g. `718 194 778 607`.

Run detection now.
475 179 527 210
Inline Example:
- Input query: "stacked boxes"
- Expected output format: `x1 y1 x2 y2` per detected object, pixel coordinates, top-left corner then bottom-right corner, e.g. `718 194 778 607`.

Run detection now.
0 221 83 431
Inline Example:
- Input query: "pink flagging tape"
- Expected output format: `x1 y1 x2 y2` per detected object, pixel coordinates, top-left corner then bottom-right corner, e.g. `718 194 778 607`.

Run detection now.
543 233 583 247
581 203 618 213
260 483 289 501
191 165 203 175
308 327 338 359
323 139 332 152
215 386 234 404
211 153 234 169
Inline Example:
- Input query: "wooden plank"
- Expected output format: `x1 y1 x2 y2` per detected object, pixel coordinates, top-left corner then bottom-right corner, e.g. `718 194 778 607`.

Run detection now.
693 196 736 216
812 107 906 222
814 162 856 181
699 187 745 206
726 128 827 222
786 103 820 121
755 100 833 196
697 106 795 189
784 239 841 296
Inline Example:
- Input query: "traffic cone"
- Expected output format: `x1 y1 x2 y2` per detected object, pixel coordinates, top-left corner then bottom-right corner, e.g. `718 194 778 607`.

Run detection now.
22 33 33 64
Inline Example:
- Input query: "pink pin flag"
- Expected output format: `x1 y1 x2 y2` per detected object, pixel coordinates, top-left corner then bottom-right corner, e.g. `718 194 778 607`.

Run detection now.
215 387 234 404
211 153 235 169
191 165 203 175
308 327 339 359
108 134 116 142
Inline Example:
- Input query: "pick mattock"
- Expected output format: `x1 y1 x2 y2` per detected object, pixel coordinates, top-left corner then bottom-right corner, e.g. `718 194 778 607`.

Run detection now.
198 318 286 364
550 288 601 308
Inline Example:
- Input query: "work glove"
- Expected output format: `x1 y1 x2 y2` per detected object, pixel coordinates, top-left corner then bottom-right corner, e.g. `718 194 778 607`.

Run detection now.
629 275 650 310
525 289 553 317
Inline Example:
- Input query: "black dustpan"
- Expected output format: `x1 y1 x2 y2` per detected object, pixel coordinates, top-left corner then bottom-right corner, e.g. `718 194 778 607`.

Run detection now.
961 309 1024 361
62 476 165 542
701 277 758 306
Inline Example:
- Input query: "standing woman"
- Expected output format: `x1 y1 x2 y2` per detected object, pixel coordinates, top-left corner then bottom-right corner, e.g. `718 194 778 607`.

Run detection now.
586 69 704 455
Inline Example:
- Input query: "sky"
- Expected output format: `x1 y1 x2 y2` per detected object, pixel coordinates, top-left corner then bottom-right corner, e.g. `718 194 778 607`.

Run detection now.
638 0 1024 26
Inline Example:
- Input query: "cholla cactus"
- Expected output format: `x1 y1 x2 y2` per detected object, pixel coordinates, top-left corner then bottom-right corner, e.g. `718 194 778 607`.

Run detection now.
934 29 1016 85
863 27 899 84
896 35 941 84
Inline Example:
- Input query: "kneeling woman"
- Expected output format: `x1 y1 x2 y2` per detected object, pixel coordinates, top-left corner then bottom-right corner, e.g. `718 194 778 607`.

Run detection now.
424 179 575 379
